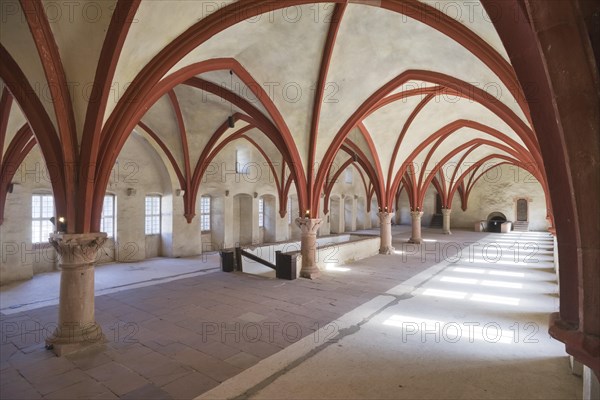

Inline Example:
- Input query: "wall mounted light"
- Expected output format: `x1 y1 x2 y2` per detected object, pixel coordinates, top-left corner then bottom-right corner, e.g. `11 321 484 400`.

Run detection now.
225 190 230 197
175 189 185 197
126 188 137 197
305 210 310 218
253 192 258 198
53 217 67 232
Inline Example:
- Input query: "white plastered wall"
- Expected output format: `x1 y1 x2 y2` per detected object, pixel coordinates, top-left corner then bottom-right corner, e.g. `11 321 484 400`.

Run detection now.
197 140 292 250
0 134 173 285
394 164 548 231
319 164 372 236
450 164 548 231
0 147 56 284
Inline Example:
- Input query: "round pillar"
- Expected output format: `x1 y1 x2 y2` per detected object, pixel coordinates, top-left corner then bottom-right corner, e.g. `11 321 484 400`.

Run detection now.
295 218 322 279
442 208 452 235
46 233 107 356
409 211 424 244
378 211 395 254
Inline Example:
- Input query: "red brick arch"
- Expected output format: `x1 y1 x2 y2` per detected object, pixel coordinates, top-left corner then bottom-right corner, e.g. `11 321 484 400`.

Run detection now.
314 69 543 216
92 59 308 232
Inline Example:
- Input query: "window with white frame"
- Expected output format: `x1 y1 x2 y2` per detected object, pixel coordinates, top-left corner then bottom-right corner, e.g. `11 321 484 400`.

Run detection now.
100 194 115 238
258 197 265 228
287 198 292 224
145 195 161 235
32 194 54 244
200 196 211 232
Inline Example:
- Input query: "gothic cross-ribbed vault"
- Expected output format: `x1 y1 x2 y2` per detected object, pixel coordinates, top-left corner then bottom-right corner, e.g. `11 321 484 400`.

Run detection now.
0 0 598 385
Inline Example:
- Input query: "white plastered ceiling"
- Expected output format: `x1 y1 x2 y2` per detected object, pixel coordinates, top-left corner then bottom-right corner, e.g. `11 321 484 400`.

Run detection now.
1 0 539 203
0 1 58 132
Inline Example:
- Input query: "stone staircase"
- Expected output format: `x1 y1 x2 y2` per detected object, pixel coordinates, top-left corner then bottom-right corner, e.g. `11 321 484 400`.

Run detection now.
513 221 529 232
430 214 443 228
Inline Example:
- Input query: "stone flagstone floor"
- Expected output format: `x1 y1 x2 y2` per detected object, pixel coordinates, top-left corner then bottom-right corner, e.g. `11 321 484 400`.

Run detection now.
0 227 582 399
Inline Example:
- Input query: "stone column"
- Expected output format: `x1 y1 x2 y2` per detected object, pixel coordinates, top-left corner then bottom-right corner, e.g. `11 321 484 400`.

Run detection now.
409 211 424 244
295 218 322 279
378 212 395 254
442 208 452 235
46 233 107 356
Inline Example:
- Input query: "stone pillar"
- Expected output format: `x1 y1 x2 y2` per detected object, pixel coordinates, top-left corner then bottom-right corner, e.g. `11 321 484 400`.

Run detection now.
295 218 322 279
378 212 395 254
442 208 452 235
409 211 424 244
46 233 107 356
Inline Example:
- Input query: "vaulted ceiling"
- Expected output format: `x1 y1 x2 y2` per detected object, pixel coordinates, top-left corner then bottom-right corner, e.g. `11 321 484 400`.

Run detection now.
0 0 548 230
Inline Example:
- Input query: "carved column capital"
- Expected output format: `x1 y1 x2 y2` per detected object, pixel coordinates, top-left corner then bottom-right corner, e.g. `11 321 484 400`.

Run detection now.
295 218 322 235
377 211 394 222
50 233 107 267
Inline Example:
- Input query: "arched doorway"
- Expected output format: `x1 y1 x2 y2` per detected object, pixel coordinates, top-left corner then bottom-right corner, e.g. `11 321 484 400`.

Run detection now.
487 212 507 233
261 194 277 243
356 197 366 230
435 193 443 214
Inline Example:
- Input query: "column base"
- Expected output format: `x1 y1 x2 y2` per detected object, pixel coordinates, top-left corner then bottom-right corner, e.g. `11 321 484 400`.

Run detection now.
408 238 422 244
300 267 321 280
443 230 452 235
45 322 106 356
379 246 395 255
